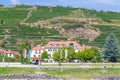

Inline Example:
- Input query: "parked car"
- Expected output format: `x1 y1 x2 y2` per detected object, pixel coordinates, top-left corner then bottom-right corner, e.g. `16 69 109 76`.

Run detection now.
33 60 39 65
73 59 80 63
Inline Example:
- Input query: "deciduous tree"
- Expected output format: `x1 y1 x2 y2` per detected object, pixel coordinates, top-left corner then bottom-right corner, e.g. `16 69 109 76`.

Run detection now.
41 50 48 60
76 48 101 62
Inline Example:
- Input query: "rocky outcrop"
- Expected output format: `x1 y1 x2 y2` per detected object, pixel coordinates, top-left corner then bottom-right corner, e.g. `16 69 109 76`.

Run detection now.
64 27 100 42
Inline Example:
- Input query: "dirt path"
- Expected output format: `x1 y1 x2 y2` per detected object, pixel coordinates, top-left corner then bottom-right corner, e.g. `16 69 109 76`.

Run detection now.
20 6 37 24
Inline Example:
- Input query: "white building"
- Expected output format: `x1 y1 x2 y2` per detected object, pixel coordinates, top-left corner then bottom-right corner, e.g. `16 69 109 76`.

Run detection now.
0 49 20 57
30 41 91 62
44 41 88 59
30 45 44 62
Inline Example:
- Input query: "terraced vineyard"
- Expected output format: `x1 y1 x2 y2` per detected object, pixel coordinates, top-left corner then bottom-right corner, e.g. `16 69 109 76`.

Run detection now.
25 6 77 22
0 6 29 26
87 25 120 47
81 8 120 20
0 5 120 51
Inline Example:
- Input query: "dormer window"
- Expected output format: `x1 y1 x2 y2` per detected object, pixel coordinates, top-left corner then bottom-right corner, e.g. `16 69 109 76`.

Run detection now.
69 43 74 48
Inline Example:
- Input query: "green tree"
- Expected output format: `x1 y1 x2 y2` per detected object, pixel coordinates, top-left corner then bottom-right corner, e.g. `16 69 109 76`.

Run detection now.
0 20 4 25
76 48 101 62
52 51 60 61
41 50 48 60
20 42 31 50
52 47 75 62
20 42 31 64
76 49 92 62
0 54 5 62
67 47 76 62
52 47 66 62
76 50 85 62
102 33 120 62
91 48 101 62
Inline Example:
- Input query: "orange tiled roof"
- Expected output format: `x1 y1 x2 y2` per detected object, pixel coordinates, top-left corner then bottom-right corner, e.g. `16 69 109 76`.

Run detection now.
12 51 21 56
44 41 83 50
0 49 20 56
32 45 44 50
0 49 6 54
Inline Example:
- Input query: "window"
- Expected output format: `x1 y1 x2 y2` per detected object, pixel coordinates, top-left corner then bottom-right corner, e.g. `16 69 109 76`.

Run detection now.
56 44 60 47
48 49 50 51
10 53 11 56
35 50 37 54
39 50 41 54
34 55 36 57
48 49 52 51
48 54 51 58
53 49 57 52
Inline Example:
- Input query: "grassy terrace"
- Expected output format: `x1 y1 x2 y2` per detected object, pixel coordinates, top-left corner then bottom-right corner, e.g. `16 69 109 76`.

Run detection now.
9 26 60 38
0 25 61 49
0 6 29 26
0 5 120 50
0 67 119 79
88 25 120 47
82 8 120 20
43 68 120 79
25 6 77 22
0 25 62 50
0 68 36 74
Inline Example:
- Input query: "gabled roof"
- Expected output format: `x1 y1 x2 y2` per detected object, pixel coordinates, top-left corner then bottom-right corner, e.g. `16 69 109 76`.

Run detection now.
0 49 20 56
32 45 44 50
0 49 6 54
12 51 21 56
44 41 83 50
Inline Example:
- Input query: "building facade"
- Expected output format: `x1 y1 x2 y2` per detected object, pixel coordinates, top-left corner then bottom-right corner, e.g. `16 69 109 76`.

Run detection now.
30 41 91 62
30 45 44 62
0 49 20 57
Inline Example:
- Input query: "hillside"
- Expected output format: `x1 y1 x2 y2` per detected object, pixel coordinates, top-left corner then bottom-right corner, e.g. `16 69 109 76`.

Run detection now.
0 5 120 51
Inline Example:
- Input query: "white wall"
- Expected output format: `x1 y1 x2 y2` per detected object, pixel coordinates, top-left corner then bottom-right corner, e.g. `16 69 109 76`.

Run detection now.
30 50 43 58
45 48 58 58
6 53 14 58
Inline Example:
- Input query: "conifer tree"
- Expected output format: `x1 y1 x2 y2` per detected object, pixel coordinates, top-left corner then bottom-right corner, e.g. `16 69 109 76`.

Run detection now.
102 33 120 62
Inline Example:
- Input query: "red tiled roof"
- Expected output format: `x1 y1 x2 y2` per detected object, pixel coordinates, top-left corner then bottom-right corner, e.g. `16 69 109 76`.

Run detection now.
0 49 20 56
12 51 21 56
0 49 6 54
32 45 44 50
44 41 83 50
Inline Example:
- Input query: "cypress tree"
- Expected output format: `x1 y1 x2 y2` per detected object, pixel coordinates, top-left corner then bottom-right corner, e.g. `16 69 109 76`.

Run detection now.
102 33 120 62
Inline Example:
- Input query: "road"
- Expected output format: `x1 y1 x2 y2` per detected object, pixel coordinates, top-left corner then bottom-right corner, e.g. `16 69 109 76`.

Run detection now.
0 62 120 69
